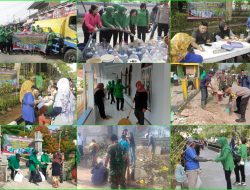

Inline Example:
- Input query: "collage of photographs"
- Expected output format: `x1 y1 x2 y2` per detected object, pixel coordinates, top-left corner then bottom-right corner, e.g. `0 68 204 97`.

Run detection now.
0 0 249 190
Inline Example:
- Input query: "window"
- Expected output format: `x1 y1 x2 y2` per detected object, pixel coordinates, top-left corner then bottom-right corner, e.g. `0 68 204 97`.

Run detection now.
141 64 152 110
69 16 76 31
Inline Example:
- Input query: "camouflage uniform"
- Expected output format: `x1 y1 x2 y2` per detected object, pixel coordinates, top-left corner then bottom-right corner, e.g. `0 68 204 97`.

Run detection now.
107 143 126 189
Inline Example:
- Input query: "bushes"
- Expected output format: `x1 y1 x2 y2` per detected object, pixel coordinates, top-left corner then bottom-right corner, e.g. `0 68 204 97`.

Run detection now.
0 95 19 113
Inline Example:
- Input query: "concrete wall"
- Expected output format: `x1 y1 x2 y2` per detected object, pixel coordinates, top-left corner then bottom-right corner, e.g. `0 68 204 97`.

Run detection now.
83 63 170 125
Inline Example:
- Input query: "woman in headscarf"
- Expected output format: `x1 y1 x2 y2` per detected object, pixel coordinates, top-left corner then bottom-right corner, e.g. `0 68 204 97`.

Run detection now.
50 78 75 125
215 137 235 190
94 83 108 120
133 81 148 125
20 80 36 125
52 153 62 188
170 33 203 63
215 21 236 41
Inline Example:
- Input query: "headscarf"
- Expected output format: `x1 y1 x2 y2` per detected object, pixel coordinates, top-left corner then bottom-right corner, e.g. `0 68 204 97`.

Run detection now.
94 83 104 94
53 153 61 164
136 81 147 92
19 80 33 103
53 78 75 115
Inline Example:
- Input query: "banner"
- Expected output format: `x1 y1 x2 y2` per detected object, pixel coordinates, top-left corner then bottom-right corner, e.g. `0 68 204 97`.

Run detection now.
3 134 34 154
12 32 49 53
0 70 17 87
188 2 226 18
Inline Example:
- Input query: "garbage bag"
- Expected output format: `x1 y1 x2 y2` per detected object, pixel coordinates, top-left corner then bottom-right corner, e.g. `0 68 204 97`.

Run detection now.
14 173 23 183
35 170 42 183
39 171 46 182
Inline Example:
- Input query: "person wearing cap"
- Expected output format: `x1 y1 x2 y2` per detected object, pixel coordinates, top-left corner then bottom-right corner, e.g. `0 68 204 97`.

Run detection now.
105 134 126 189
184 137 211 189
215 137 235 189
41 150 51 180
222 85 250 122
200 71 214 109
28 149 41 184
8 153 21 180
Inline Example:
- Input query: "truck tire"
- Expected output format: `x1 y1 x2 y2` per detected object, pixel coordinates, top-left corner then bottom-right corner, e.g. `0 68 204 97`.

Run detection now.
64 49 77 63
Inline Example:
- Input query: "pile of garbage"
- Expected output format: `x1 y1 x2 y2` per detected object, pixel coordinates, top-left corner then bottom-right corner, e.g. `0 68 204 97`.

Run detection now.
83 38 168 64
133 146 170 188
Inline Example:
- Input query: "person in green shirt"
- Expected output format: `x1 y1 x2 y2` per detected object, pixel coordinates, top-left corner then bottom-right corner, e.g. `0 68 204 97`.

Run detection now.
137 3 150 42
113 5 129 45
101 6 115 44
215 137 235 190
106 81 112 100
41 150 51 180
110 80 115 104
234 137 248 186
36 25 43 33
31 26 36 33
129 9 138 42
8 153 21 180
46 27 56 55
114 79 127 111
28 149 41 184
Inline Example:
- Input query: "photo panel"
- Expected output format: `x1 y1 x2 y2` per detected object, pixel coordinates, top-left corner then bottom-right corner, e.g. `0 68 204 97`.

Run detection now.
77 125 170 189
0 1 77 64
0 125 77 189
170 1 250 64
171 63 250 125
77 63 170 126
0 63 77 126
171 125 250 189
78 1 169 63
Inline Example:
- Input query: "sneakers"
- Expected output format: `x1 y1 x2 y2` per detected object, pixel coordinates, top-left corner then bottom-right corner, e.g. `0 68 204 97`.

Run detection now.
241 182 247 186
233 182 241 186
236 118 246 123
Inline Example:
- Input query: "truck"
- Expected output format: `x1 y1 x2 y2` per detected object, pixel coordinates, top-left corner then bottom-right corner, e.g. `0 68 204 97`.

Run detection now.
33 13 77 62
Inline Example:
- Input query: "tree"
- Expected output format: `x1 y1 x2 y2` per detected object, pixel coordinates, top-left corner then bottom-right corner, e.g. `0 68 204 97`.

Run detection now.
202 63 219 73
30 126 59 153
235 63 248 74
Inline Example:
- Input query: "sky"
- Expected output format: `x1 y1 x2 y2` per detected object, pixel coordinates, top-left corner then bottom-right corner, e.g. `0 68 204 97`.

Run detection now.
0 1 36 25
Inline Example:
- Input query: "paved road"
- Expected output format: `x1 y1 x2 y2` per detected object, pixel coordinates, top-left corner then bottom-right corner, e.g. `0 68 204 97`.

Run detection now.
200 148 250 189
1 161 75 189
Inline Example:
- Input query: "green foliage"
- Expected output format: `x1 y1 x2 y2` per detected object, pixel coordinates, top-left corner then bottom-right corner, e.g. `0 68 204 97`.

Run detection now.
0 83 15 96
202 63 219 73
235 63 248 74
0 95 19 111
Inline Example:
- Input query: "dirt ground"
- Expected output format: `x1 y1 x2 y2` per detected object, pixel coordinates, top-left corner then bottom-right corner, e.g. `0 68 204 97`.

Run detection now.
0 105 21 124
173 90 250 125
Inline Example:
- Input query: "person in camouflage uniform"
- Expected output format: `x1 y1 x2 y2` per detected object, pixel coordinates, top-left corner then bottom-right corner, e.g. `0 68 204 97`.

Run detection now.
105 134 127 189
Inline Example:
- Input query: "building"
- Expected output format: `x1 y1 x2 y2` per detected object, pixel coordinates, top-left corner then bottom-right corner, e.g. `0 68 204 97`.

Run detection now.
78 63 170 125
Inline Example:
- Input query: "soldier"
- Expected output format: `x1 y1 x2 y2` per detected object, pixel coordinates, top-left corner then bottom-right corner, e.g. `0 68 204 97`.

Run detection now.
105 134 127 189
